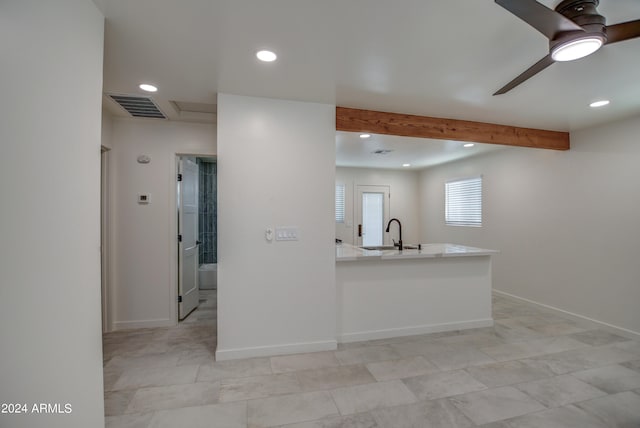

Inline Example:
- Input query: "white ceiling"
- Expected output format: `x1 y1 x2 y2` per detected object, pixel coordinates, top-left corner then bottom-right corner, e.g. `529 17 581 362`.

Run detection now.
336 132 506 170
100 0 640 130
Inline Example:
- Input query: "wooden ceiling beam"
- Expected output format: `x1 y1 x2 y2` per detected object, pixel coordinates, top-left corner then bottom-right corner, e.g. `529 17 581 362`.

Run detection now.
336 107 570 151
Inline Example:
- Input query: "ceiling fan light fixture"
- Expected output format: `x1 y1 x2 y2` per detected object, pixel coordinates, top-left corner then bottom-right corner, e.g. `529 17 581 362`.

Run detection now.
551 35 604 62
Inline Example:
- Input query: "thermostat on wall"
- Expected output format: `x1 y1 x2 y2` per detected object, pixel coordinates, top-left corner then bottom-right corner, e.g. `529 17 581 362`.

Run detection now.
138 193 151 204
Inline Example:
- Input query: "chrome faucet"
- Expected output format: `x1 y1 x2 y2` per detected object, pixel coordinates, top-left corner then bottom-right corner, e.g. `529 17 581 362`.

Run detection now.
386 218 402 251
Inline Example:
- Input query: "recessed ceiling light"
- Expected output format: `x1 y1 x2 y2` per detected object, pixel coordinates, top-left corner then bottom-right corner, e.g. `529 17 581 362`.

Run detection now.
402 163 411 167
464 143 475 148
139 83 158 92
359 134 371 139
551 36 603 62
589 100 610 108
256 50 277 62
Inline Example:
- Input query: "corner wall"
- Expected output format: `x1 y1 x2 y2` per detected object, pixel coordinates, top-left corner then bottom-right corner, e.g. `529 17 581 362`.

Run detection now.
102 111 114 149
418 115 640 336
0 1 105 426
217 94 336 359
110 119 216 329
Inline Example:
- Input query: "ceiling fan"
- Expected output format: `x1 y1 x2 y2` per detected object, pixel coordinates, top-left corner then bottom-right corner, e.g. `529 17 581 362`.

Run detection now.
493 0 640 95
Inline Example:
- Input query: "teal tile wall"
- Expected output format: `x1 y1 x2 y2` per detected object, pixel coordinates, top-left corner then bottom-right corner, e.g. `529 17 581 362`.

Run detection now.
197 159 217 265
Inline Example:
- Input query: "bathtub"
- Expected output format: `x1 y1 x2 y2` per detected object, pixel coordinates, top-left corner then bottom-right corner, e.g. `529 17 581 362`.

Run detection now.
198 263 217 290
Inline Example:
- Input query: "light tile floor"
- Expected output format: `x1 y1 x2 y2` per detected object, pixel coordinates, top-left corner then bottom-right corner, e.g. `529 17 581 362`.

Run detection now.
104 292 640 427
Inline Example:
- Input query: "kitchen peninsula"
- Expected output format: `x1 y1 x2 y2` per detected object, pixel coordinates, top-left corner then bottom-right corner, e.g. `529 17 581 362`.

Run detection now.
336 243 498 343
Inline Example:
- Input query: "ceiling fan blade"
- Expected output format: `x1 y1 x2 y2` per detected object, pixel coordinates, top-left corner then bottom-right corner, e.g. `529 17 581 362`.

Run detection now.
495 0 583 40
494 54 555 95
605 20 640 44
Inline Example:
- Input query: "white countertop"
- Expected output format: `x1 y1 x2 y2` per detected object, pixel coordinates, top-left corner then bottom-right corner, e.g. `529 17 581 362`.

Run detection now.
336 242 498 262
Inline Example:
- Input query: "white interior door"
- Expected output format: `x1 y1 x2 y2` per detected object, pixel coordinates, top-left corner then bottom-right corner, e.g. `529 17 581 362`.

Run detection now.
355 185 390 247
178 157 199 320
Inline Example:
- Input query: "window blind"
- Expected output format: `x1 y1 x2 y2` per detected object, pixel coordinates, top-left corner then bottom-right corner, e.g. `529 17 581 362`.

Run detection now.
445 176 482 227
335 184 345 223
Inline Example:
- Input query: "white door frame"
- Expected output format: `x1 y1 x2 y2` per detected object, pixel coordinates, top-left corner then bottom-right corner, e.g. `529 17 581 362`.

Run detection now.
171 153 217 324
100 146 111 332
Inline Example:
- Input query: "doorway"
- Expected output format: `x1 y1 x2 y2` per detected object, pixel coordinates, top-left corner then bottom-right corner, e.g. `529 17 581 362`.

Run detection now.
176 155 218 324
355 185 390 247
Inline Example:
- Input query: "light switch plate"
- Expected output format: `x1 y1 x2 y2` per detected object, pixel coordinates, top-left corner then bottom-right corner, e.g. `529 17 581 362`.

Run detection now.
275 226 299 241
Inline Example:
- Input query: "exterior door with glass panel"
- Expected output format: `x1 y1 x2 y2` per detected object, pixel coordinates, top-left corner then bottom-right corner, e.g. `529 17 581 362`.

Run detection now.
355 185 390 247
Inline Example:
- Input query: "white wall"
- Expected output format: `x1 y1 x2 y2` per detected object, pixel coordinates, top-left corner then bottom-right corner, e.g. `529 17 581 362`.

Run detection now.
419 115 640 336
217 94 336 359
110 119 216 329
0 1 105 427
336 167 420 245
102 111 114 149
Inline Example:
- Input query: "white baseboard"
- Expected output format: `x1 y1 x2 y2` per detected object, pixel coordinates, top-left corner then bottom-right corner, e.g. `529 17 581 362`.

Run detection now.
338 319 494 344
112 318 176 331
493 289 640 341
215 339 338 361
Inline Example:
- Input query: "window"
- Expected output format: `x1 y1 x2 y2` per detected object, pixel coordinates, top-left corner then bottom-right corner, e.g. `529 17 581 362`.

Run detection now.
335 184 345 223
445 176 482 227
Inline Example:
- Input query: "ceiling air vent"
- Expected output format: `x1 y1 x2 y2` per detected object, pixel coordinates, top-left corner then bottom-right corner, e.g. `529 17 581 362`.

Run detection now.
107 94 166 119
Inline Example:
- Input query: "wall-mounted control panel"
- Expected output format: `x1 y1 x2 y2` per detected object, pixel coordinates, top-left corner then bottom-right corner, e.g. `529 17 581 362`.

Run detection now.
275 226 299 241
